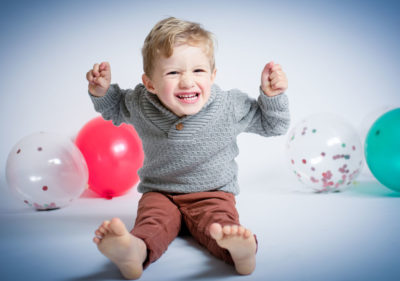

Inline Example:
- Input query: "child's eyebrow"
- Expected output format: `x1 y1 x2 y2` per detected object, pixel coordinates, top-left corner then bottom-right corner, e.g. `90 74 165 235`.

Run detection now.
162 64 209 72
193 64 209 69
162 66 181 72
159 59 211 71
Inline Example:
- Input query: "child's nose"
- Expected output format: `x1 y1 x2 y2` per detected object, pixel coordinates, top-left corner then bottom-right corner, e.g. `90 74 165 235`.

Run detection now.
179 73 194 88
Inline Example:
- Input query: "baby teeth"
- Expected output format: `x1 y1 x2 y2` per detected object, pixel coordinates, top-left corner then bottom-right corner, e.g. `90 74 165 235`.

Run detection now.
178 94 198 100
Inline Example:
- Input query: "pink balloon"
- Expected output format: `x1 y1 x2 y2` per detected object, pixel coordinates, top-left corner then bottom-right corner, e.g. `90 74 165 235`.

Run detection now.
75 117 144 198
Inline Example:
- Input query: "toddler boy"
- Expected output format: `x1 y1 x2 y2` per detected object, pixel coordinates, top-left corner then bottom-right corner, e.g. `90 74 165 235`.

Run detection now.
86 17 290 279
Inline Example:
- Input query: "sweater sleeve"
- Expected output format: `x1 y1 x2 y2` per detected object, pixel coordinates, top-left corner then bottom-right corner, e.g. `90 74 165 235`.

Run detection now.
232 88 290 137
89 84 140 126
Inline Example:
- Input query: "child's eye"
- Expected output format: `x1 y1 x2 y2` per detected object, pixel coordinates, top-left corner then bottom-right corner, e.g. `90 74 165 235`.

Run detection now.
167 71 179 75
194 69 205 73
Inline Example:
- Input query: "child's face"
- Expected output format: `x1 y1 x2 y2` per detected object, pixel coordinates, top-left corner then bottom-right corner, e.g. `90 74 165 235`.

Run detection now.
143 44 216 117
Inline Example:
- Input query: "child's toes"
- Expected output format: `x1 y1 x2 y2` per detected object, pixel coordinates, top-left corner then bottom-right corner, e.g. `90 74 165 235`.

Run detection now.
95 230 103 238
101 220 110 230
209 223 223 240
238 226 245 236
231 225 239 235
99 226 108 235
244 229 252 239
223 225 232 235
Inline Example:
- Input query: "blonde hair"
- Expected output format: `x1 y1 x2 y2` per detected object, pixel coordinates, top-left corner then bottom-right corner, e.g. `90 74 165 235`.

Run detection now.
142 17 215 77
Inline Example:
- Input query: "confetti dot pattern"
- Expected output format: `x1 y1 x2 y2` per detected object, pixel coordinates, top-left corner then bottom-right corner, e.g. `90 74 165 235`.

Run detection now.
5 132 88 210
286 113 363 192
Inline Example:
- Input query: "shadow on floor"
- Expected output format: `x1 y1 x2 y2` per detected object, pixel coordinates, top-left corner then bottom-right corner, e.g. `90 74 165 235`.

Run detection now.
178 235 237 280
66 262 122 281
344 181 400 198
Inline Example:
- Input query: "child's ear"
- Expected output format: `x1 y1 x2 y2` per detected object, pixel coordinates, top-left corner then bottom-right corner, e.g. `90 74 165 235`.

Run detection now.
142 74 156 94
211 68 217 83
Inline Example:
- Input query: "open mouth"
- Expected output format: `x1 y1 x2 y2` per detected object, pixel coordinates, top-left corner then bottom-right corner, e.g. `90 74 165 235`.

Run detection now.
175 92 200 103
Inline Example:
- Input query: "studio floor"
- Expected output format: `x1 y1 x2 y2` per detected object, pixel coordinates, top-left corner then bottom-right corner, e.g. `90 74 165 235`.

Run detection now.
1 176 400 281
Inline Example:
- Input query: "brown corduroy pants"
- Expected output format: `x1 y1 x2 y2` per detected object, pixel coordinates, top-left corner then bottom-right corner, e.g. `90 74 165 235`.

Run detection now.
130 190 257 269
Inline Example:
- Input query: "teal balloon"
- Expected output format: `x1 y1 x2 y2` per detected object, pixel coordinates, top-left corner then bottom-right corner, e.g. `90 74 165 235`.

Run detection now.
365 108 400 191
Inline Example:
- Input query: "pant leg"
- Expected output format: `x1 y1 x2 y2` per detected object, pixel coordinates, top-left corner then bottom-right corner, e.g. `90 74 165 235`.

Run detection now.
174 191 247 265
130 192 181 268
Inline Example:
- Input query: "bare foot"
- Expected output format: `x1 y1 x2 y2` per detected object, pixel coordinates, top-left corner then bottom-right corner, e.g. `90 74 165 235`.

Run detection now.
93 217 147 280
209 223 257 275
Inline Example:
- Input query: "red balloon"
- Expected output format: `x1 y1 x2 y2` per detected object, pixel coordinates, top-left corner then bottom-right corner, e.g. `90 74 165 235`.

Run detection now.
75 117 144 198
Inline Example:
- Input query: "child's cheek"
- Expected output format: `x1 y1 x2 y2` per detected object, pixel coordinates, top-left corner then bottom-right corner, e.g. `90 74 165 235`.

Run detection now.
200 78 213 92
163 81 176 95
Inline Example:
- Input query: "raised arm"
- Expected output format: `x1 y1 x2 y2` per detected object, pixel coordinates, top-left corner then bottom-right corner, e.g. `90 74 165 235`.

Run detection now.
86 62 112 97
233 62 290 137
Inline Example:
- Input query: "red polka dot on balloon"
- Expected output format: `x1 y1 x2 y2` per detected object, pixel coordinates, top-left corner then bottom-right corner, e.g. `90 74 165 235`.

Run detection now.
38 147 43 151
321 152 326 157
17 149 21 154
302 159 307 164
42 186 48 191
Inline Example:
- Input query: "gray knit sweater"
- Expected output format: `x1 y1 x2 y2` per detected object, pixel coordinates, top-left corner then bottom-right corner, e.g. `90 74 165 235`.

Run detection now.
90 83 290 195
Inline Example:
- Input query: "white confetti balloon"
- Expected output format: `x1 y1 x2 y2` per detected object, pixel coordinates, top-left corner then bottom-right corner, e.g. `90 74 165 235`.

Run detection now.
6 132 88 210
286 113 363 192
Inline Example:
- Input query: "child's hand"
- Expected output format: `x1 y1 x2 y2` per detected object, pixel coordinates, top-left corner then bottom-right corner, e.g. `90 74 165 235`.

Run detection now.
86 62 111 97
261 61 288 97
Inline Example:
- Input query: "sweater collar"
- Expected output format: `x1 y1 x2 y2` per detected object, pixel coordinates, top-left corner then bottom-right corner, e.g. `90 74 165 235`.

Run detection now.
142 84 221 138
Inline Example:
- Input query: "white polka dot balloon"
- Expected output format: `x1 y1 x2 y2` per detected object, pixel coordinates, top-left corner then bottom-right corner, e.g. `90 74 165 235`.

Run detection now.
6 132 88 210
286 113 363 192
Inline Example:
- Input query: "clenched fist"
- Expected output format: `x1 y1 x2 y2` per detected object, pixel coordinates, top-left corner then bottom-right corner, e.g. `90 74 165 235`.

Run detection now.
86 62 112 97
261 61 288 97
